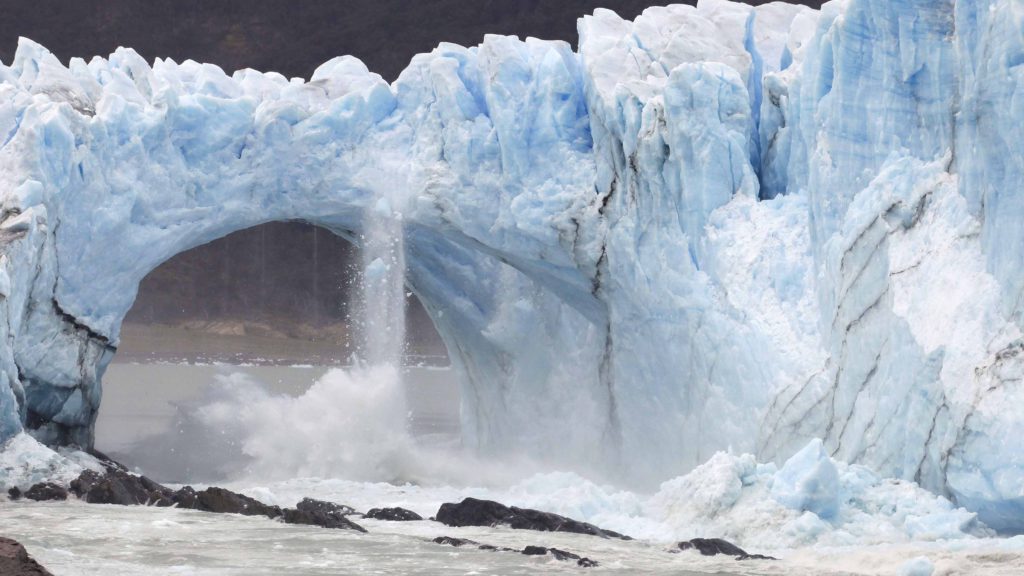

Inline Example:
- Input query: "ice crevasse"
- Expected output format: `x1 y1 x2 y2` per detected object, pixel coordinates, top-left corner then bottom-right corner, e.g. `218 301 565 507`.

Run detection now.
1 0 1024 533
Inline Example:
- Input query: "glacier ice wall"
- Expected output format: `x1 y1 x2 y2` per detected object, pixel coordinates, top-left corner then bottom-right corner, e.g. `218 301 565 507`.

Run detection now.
1 0 1023 531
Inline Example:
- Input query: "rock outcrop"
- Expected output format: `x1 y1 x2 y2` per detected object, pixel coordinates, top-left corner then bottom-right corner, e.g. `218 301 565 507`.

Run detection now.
522 545 599 567
674 538 776 561
281 498 366 532
179 486 284 518
435 498 629 539
0 537 53 576
70 469 174 506
66 466 373 532
433 536 598 567
432 536 479 547
364 507 422 521
22 483 67 502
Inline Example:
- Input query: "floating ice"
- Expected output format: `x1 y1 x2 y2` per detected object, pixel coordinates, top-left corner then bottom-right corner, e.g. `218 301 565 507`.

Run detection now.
0 433 102 490
899 557 935 576
646 441 989 549
770 439 840 520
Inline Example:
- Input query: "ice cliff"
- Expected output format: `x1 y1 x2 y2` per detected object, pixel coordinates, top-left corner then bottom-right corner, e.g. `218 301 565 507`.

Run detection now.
1 0 1023 532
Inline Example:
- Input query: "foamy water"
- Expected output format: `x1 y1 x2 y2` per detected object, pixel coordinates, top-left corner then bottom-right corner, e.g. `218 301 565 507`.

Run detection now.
4 492 1024 575
4 364 1019 575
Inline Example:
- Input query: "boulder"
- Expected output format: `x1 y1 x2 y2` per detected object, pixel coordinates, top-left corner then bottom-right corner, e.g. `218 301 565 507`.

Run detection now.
432 536 478 547
435 497 630 539
0 537 53 576
23 483 67 502
281 498 366 532
364 507 422 521
70 469 173 506
295 497 357 517
522 545 599 567
477 544 517 552
738 553 778 561
674 538 775 560
178 486 282 518
169 486 199 509
675 538 748 557
68 452 286 516
432 538 598 567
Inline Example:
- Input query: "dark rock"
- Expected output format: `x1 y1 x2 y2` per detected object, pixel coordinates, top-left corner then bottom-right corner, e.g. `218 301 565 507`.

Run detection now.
432 536 478 547
281 508 367 532
481 544 519 552
281 498 366 532
433 537 599 567
70 469 173 506
295 497 357 517
65 459 292 522
676 538 748 557
0 537 54 575
67 464 288 521
546 548 581 562
170 486 198 509
522 545 599 567
23 483 67 502
180 487 282 518
435 497 630 539
364 507 422 521
7 486 22 500
738 553 778 561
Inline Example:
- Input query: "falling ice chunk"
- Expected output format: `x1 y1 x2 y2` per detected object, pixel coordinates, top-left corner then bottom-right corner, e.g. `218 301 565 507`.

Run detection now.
364 257 389 283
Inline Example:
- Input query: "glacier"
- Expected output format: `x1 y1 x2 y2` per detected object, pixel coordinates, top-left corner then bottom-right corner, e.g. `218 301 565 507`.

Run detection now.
1 0 1024 534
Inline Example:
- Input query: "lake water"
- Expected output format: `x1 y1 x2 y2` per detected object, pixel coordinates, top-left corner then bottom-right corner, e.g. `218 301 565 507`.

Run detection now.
6 362 727 575
4 362 1023 575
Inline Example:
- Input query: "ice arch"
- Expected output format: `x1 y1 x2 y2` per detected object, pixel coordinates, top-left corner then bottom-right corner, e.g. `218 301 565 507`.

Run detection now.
0 9 808 484
0 36 615 471
0 10 780 481
3 0 1024 532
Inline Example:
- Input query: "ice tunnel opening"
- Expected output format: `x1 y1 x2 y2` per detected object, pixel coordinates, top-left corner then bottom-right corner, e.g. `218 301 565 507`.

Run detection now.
93 220 460 484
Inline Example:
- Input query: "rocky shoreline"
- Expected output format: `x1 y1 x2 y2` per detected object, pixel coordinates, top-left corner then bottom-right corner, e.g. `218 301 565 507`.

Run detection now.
6 456 778 571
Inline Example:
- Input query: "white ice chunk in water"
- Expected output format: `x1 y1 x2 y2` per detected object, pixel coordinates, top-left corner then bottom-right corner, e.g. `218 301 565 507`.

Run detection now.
771 439 840 520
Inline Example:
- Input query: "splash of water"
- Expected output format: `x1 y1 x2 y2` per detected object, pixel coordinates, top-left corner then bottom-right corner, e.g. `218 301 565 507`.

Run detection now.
183 191 418 482
158 367 542 486
195 366 419 482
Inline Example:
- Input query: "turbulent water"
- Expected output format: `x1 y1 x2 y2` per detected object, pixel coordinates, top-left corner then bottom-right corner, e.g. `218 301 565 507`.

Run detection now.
1 501 704 576
94 363 458 483
4 497 1020 576
2 362 1020 575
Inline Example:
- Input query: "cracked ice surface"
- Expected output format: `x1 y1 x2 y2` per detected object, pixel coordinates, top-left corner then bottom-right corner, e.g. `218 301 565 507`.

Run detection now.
1 0 1024 533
